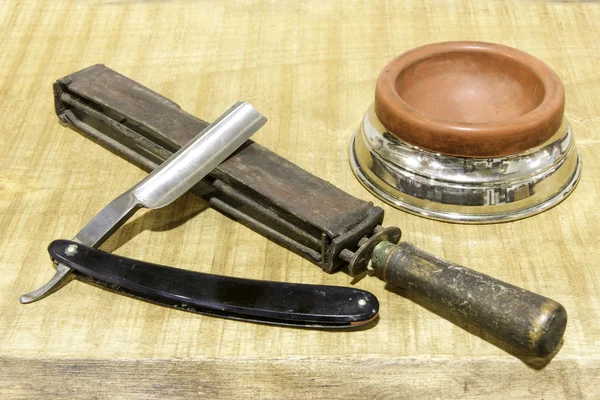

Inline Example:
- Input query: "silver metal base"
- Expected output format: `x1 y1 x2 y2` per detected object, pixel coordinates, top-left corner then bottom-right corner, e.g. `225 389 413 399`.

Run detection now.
350 105 582 223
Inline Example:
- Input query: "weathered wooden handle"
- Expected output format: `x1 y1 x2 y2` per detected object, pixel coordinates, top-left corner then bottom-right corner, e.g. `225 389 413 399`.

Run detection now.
374 242 567 356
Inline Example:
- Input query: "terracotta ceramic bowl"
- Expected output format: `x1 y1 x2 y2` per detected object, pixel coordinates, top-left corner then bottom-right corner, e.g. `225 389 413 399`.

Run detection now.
350 42 581 223
374 41 565 157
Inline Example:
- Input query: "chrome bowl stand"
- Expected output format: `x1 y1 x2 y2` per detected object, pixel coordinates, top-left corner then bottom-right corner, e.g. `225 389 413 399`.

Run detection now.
350 105 582 223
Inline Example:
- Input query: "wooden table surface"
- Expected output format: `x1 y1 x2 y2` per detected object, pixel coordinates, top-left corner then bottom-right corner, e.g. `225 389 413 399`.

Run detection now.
1 1 599 398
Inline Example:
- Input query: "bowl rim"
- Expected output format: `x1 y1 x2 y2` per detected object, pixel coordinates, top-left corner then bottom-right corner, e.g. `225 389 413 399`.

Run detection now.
374 41 565 157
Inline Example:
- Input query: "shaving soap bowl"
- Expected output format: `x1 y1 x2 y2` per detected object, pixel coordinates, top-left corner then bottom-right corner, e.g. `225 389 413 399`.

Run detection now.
350 41 581 223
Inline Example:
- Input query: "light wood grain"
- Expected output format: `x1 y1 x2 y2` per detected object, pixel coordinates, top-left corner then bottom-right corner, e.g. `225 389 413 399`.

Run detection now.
1 0 599 398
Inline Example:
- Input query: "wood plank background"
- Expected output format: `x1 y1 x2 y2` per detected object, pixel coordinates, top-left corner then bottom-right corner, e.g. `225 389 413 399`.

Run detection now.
1 1 599 398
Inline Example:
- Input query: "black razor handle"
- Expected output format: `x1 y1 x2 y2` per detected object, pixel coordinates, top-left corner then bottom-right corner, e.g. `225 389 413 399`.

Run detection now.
49 240 379 328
